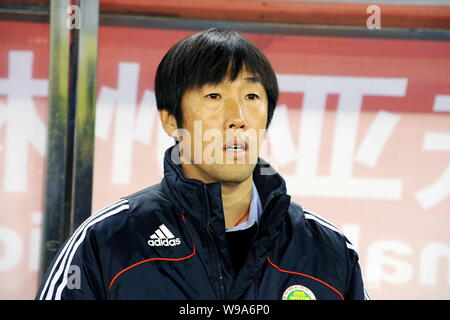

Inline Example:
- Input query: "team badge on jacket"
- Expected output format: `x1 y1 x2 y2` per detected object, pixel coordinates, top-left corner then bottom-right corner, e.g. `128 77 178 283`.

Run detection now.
282 285 316 300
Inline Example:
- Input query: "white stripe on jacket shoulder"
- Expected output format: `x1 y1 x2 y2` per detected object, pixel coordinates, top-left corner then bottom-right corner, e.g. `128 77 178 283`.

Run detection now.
39 199 129 300
304 208 371 300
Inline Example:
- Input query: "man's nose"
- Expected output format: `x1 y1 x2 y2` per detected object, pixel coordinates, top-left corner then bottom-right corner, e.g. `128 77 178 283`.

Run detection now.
224 98 246 129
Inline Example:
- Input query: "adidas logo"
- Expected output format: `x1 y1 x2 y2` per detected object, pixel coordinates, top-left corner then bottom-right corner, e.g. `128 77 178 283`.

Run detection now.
148 224 181 247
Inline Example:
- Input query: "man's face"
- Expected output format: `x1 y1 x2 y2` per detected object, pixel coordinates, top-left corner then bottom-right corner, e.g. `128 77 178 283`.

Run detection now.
177 67 268 184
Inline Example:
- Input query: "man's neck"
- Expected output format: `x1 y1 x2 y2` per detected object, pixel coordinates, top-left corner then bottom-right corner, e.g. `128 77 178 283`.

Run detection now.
220 176 253 229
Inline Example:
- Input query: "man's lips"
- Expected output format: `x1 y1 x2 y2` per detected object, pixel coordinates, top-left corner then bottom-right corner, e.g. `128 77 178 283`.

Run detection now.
223 139 248 151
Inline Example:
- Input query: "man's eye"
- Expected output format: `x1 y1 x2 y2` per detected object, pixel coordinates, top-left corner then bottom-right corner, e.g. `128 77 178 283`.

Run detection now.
206 93 221 100
246 93 259 100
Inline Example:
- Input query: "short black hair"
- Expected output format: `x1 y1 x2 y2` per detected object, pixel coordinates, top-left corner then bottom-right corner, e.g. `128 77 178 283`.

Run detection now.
154 27 279 129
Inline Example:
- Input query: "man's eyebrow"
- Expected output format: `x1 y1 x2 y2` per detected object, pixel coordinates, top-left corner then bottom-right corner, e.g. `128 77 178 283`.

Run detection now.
243 77 261 83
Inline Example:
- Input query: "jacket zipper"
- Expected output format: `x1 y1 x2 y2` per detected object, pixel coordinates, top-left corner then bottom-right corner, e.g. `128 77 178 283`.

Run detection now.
203 185 226 300
250 190 282 299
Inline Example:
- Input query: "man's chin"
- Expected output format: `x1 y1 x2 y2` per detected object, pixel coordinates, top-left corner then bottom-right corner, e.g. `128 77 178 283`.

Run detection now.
209 164 255 183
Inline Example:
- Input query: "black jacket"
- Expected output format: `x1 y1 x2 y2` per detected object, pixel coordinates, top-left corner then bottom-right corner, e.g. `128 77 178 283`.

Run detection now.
36 144 369 300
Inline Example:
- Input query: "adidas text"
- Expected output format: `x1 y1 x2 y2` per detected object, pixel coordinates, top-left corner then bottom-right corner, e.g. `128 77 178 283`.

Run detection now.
148 238 181 247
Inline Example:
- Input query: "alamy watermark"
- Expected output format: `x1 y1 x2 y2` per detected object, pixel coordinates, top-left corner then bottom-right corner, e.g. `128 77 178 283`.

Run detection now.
366 5 381 30
67 5 81 30
66 264 81 290
169 122 277 175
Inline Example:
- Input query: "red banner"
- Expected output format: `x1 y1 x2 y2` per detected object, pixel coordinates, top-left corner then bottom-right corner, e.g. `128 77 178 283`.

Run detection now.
1 20 449 299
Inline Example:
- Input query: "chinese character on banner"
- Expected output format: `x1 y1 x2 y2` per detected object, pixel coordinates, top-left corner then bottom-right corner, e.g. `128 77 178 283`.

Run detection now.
95 62 172 184
0 51 47 192
273 74 407 201
415 92 450 211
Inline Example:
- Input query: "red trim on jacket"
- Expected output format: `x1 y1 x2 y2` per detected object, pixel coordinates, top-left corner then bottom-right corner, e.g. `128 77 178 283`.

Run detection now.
233 209 250 227
109 244 196 290
267 257 344 300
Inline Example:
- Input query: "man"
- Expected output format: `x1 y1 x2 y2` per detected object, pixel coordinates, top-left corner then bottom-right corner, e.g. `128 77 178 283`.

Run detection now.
36 28 369 300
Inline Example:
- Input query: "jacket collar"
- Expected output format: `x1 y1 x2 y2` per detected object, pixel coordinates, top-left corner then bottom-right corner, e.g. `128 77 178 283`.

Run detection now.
161 143 291 236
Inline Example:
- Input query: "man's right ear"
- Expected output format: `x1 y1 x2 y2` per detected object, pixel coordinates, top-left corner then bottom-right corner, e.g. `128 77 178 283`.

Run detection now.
159 109 179 140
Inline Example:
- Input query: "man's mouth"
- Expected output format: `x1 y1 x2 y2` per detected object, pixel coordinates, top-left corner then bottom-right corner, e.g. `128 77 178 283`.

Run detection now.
223 139 248 152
